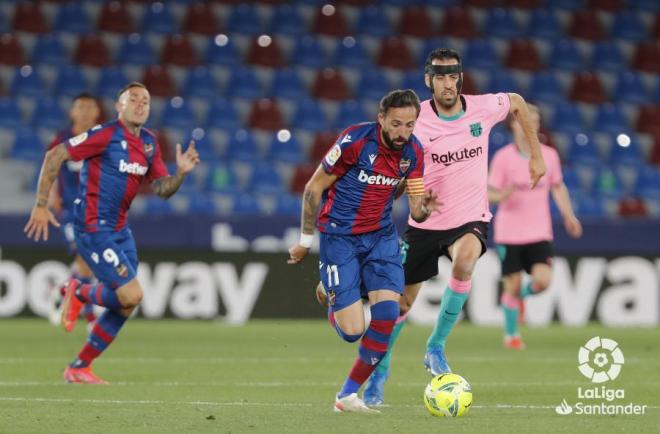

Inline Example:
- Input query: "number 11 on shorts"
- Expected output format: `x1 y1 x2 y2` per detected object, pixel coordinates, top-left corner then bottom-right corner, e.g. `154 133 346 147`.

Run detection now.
326 264 339 287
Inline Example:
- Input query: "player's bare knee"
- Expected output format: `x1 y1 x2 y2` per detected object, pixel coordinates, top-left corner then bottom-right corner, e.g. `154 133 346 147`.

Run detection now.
452 258 477 281
119 287 143 308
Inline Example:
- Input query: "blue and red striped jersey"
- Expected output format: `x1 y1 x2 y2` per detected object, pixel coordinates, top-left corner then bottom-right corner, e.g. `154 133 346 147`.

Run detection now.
65 119 168 233
48 128 83 218
319 122 424 235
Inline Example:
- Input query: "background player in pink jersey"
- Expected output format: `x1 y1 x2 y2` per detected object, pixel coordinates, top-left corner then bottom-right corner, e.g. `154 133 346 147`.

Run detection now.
24 82 200 384
288 90 438 412
489 103 582 349
363 48 546 406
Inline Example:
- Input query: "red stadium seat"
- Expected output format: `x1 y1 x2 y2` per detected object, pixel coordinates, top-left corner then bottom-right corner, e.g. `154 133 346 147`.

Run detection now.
312 4 349 37
142 65 176 97
618 197 648 217
0 34 24 66
312 68 350 101
156 131 174 162
505 40 542 71
632 42 660 74
399 7 435 39
74 34 111 67
247 99 285 131
440 6 478 39
12 2 48 33
654 14 660 39
246 35 285 68
636 105 660 136
98 1 134 33
376 37 415 70
183 3 219 35
650 133 660 166
504 0 542 8
569 72 608 104
290 164 317 193
161 35 198 66
586 0 625 11
568 10 605 41
463 0 500 7
310 131 339 163
461 71 480 95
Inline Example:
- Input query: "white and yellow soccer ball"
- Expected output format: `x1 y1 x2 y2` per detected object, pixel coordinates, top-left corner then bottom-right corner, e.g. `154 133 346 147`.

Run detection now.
423 373 473 417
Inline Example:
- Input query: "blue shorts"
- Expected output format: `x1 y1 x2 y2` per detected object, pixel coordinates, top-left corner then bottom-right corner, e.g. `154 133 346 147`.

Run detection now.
74 227 138 290
319 226 404 312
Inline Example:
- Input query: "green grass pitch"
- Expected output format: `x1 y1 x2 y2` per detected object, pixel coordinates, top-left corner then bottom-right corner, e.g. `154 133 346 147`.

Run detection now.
0 319 658 433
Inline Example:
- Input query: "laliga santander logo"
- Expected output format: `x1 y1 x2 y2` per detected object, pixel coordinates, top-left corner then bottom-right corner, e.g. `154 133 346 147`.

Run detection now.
578 336 625 383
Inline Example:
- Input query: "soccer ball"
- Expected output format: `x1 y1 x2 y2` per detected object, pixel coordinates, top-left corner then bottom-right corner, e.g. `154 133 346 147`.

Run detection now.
423 373 472 417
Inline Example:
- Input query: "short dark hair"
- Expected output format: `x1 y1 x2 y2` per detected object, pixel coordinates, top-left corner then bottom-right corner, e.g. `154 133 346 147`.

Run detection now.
117 82 147 99
424 47 461 72
72 92 97 102
379 89 421 116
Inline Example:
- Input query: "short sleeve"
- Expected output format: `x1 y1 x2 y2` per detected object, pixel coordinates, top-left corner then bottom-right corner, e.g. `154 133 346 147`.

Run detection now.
547 148 563 186
488 149 507 190
146 141 169 182
488 93 511 124
321 127 360 178
47 131 66 151
65 125 113 161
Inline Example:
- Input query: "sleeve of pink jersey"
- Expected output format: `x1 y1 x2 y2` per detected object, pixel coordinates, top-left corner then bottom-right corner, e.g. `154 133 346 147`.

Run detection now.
488 93 511 124
488 151 507 189
65 126 112 161
321 128 358 178
146 141 170 182
548 148 563 186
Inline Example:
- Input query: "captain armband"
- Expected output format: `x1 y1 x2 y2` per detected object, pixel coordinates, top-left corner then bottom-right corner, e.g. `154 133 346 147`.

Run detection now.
406 178 425 196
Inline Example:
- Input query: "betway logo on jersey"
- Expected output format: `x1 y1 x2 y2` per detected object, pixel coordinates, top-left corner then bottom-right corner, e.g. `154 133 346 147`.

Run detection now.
357 170 400 186
119 159 148 175
431 145 483 167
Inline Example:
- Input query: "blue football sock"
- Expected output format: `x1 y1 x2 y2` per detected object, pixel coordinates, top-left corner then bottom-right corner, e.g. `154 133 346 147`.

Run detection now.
374 318 406 375
426 280 470 350
520 282 536 298
501 293 519 336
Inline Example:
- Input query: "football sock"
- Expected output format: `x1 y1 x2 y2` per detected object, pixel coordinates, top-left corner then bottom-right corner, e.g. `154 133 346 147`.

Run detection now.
373 313 407 375
73 274 97 323
501 292 520 337
76 283 122 311
426 277 471 350
338 300 398 398
70 310 128 368
519 282 540 298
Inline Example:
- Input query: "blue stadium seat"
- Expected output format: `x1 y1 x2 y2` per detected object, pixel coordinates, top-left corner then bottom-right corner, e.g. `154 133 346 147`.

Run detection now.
592 104 630 135
356 6 392 38
118 34 156 65
488 124 513 156
548 39 583 71
425 0 458 7
144 196 174 215
187 193 218 215
567 132 601 164
31 34 68 66
484 8 522 39
335 100 368 129
10 126 45 161
418 38 450 66
206 98 241 130
571 191 606 218
355 67 391 101
549 0 586 10
611 11 647 42
184 127 218 162
0 9 6 33
463 39 499 70
613 71 649 105
562 167 582 192
182 67 219 99
269 4 305 36
231 193 261 215
633 166 660 199
141 2 177 34
0 98 22 128
270 68 306 100
527 71 564 104
53 2 91 34
54 66 89 98
248 163 285 194
589 41 626 72
161 98 196 130
268 132 306 164
332 37 371 69
291 36 327 68
11 66 46 98
31 97 66 130
205 163 239 193
629 0 660 11
96 66 129 99
607 133 643 165
525 9 562 40
226 66 263 100
226 129 261 162
227 4 262 36
274 193 302 216
551 102 587 135
401 70 429 100
165 162 197 193
291 98 328 132
205 34 241 67
484 69 520 94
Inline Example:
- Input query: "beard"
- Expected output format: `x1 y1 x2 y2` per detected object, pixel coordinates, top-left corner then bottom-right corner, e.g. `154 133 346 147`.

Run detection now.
436 90 459 109
382 129 407 151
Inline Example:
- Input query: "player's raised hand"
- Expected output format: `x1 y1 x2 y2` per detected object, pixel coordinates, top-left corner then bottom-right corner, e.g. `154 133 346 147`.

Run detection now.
176 140 200 175
529 155 546 188
287 244 310 264
24 206 60 242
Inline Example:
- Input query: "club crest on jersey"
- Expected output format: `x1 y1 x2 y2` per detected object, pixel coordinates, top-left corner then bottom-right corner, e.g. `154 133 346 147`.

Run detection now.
115 264 128 278
327 290 336 306
399 158 411 173
144 142 154 157
470 122 482 137
324 144 342 166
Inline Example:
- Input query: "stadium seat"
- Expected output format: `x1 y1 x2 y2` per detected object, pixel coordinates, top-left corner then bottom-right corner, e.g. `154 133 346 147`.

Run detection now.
231 193 262 215
290 163 316 193
617 197 648 218
54 66 90 98
0 9 6 33
632 42 660 74
186 193 218 215
161 97 197 130
226 66 264 100
142 65 176 97
461 71 480 95
484 8 522 39
74 34 111 67
630 0 660 11
613 71 649 105
548 39 583 71
141 2 177 34
12 2 48 33
184 128 217 162
291 98 328 132
485 69 521 94
527 71 564 105
226 128 261 162
589 41 626 72
335 100 368 129
561 167 582 192
356 5 392 38
504 40 542 71
96 66 129 99
611 11 647 42
267 132 306 164
463 39 499 70
633 165 660 199
569 72 608 104
567 132 601 164
568 10 605 40
551 102 587 135
248 163 285 194
311 4 349 37
440 6 478 38
53 2 91 34
205 35 241 67
247 99 285 131
355 67 391 101
269 4 305 36
269 68 306 101
376 37 415 70
331 37 371 69
398 6 435 38
144 196 174 215
418 38 450 66
183 3 219 35
182 67 219 99
205 98 241 130
274 193 302 216
635 105 660 136
310 131 338 163
31 97 66 130
312 68 351 101
30 34 67 66
98 1 135 34
654 13 660 38
10 126 45 161
162 34 198 66
0 98 23 128
586 0 624 11
0 34 24 65
401 70 429 101
488 124 513 155
593 166 624 199
572 192 606 218
227 4 263 36
607 133 643 164
246 35 285 68
592 104 630 135
205 163 239 193
524 9 562 40
291 36 327 68
10 66 45 97
118 34 156 65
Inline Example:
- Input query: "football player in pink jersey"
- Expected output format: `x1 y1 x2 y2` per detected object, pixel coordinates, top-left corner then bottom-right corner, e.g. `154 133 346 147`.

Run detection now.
362 48 546 406
489 103 582 350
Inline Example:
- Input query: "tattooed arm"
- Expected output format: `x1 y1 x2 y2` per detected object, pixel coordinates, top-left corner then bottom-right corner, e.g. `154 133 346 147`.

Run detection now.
24 144 71 241
151 172 185 199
